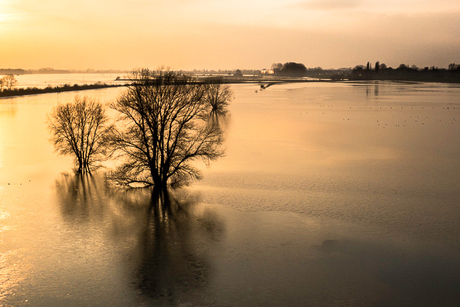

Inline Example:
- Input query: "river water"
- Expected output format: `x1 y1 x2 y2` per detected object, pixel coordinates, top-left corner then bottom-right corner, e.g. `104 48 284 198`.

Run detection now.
1 78 460 306
4 73 125 89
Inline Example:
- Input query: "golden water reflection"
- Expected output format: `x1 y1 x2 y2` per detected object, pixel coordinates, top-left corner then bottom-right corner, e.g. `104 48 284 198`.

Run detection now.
1 82 459 305
0 250 32 302
54 173 224 305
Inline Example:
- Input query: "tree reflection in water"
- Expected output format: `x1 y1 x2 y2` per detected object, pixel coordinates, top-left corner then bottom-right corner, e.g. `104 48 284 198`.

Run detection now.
132 189 210 304
209 109 231 133
55 172 109 223
54 173 224 306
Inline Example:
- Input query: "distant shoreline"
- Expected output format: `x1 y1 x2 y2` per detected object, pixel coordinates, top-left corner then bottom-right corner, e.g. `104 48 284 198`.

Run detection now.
0 77 317 99
1 76 459 99
0 69 128 75
0 83 126 98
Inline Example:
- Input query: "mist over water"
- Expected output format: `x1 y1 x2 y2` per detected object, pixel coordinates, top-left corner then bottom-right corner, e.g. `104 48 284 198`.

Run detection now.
1 78 459 306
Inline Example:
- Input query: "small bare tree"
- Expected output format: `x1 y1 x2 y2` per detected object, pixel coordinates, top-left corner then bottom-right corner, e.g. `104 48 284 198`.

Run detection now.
48 96 111 173
203 77 232 115
1 74 18 90
109 69 230 188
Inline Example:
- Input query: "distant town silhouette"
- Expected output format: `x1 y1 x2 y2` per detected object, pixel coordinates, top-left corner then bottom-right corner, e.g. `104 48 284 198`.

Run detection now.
2 61 460 98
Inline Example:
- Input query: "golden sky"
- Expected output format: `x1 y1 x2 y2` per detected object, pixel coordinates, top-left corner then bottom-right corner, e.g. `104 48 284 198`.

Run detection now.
1 0 459 70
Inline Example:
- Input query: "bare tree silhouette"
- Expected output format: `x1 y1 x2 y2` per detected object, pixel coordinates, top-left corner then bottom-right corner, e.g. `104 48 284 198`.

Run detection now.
1 74 17 91
48 96 111 173
203 77 232 115
108 69 230 188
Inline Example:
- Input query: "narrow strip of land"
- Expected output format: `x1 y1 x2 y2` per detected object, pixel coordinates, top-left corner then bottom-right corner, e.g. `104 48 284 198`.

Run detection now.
0 78 322 98
2 75 459 99
0 83 126 98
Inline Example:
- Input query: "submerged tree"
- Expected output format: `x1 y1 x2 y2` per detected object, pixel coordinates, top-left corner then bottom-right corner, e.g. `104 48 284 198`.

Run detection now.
108 69 230 189
48 96 111 173
203 77 233 115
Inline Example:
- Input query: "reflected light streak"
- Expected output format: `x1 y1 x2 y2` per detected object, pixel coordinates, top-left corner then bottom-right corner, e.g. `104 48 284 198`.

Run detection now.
0 126 4 169
0 116 8 170
0 104 16 170
0 250 30 302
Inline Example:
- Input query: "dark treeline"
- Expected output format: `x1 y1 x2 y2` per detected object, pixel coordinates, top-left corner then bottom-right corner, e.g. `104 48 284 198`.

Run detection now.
0 82 125 98
271 62 307 77
344 62 460 82
0 68 29 75
264 62 349 79
262 61 460 82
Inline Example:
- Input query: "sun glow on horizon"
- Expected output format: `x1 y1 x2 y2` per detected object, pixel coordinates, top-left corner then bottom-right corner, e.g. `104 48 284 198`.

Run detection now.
0 0 14 24
0 0 459 70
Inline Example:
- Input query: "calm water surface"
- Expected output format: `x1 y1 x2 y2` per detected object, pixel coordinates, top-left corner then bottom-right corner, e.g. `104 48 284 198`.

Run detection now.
1 80 460 306
7 73 125 89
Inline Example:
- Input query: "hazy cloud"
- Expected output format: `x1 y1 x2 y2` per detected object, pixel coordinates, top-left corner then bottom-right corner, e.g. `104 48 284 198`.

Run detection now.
295 0 460 14
298 0 364 10
1 0 459 70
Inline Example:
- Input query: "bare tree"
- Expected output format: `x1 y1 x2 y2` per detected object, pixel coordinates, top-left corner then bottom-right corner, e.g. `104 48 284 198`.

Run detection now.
203 77 233 115
1 74 17 90
48 96 111 173
108 69 230 189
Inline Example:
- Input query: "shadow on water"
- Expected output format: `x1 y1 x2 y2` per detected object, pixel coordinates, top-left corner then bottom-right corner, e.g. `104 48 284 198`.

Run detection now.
208 110 231 134
130 189 211 304
54 173 225 306
55 172 108 223
317 239 460 306
0 104 17 117
363 82 379 98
